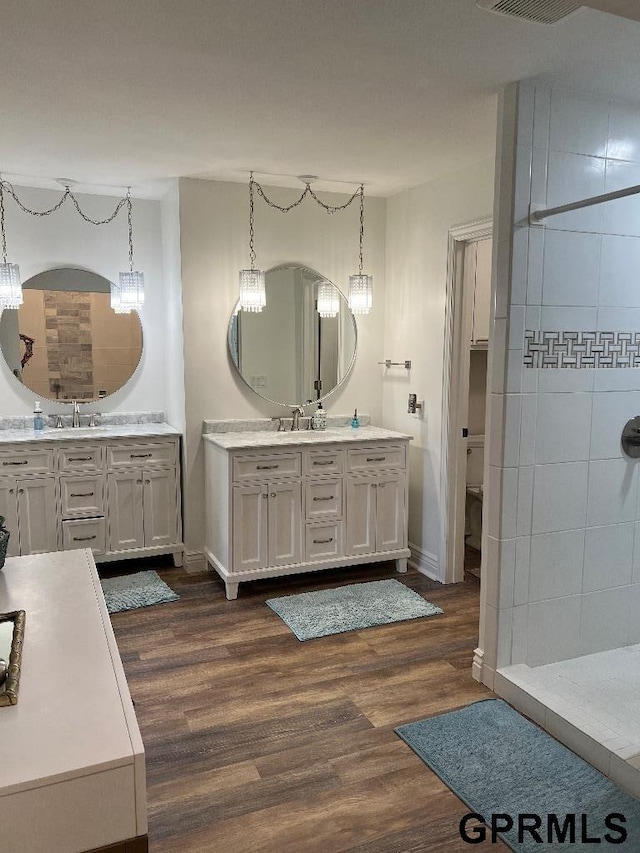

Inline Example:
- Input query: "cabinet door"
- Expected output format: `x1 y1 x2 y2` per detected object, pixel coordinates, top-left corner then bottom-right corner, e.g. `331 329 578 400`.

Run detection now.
16 477 58 555
142 468 179 548
0 479 20 557
267 482 302 567
345 476 377 556
375 474 406 553
472 237 492 344
107 471 144 551
232 484 268 572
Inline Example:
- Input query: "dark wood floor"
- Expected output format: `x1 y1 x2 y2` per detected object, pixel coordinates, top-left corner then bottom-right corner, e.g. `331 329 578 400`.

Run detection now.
108 559 497 852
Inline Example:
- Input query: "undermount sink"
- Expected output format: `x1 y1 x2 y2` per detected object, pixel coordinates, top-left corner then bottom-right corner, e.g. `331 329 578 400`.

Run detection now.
43 426 112 437
267 429 342 441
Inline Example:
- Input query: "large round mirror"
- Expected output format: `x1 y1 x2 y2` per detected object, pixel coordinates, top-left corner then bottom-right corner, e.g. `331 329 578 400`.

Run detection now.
228 264 357 407
0 268 143 402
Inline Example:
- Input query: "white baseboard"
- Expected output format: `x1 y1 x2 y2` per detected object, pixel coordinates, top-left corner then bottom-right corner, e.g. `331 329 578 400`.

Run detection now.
183 551 208 573
408 541 441 582
473 646 495 690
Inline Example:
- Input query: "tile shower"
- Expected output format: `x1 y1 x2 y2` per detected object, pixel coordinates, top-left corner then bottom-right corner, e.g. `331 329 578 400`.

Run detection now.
482 81 640 797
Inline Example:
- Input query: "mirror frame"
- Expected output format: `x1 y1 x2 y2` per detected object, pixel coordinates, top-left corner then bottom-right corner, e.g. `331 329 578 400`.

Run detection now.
0 610 25 707
227 263 358 408
1 267 144 404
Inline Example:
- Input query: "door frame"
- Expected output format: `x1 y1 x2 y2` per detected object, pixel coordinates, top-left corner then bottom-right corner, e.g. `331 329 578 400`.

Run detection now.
440 217 493 584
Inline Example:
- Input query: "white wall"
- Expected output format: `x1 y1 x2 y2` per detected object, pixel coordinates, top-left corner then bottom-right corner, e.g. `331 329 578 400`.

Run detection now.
160 181 186 433
384 160 495 579
484 82 640 678
179 178 386 559
0 185 170 417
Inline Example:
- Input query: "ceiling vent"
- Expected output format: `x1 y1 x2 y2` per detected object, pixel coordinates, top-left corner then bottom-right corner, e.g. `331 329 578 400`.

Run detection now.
476 0 582 24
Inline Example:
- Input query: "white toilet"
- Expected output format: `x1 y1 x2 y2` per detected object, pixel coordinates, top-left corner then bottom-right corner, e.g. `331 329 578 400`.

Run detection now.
465 436 484 552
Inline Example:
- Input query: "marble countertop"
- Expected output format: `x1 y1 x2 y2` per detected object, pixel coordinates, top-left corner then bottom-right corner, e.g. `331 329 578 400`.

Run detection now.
203 424 412 450
0 422 181 444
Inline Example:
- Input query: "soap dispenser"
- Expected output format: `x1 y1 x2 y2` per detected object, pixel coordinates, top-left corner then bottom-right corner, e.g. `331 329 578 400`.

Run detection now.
350 408 360 429
33 401 44 431
312 401 327 430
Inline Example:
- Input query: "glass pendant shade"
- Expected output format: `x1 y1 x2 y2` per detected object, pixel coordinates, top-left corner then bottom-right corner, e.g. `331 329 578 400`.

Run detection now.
316 280 340 318
348 274 373 316
239 269 266 312
0 263 23 310
112 270 145 314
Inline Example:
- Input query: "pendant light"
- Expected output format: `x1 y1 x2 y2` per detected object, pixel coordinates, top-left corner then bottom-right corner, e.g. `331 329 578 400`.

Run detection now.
348 185 373 316
111 189 145 314
0 180 23 311
316 280 340 318
238 173 266 312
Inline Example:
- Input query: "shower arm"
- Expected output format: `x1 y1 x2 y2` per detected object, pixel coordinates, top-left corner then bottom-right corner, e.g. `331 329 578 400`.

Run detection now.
529 182 640 226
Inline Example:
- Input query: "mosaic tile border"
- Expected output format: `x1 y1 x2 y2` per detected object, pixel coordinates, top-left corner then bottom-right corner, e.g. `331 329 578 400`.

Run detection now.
524 331 640 369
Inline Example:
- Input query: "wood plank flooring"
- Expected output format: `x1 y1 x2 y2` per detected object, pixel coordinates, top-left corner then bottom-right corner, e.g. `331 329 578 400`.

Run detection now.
107 560 498 852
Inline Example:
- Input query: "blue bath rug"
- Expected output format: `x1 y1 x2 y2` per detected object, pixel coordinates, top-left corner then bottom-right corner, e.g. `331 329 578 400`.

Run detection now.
395 698 640 851
266 578 443 641
100 569 179 614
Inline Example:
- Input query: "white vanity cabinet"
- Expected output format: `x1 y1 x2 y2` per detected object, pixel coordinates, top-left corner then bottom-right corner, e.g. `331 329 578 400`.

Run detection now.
204 428 411 600
0 428 183 565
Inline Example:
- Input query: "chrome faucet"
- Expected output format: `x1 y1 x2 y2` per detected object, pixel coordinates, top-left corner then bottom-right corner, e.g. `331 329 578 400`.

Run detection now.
291 406 305 431
72 400 81 428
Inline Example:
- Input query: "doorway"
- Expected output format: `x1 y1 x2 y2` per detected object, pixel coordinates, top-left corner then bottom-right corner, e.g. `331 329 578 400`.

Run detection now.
441 218 493 584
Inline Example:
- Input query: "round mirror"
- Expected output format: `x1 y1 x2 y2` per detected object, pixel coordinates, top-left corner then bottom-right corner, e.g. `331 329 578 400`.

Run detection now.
0 268 143 403
228 264 357 407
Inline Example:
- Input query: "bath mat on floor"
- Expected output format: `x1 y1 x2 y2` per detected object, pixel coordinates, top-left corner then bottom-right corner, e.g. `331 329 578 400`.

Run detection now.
100 570 179 614
395 698 640 851
265 579 443 641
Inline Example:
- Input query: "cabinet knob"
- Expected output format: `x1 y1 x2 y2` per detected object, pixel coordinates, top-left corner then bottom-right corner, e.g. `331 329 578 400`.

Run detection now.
270 492 276 498
145 479 150 484
18 488 24 494
262 493 268 499
9 488 14 494
136 479 142 484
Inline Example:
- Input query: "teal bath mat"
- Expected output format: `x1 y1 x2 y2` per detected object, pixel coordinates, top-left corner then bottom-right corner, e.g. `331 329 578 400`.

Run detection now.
266 578 443 640
395 699 640 851
100 569 179 614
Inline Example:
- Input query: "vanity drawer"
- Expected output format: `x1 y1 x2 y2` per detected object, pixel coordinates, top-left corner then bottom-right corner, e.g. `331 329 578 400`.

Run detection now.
232 452 301 482
304 449 343 476
305 478 342 520
306 522 343 562
60 473 105 518
107 442 177 468
61 517 106 556
346 445 405 472
0 447 54 473
58 444 105 472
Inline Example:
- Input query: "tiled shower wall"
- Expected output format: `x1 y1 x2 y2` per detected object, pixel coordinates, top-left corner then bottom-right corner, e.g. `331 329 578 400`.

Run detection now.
485 82 640 673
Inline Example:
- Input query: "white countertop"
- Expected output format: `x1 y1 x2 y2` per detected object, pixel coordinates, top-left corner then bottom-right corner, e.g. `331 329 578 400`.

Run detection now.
0 548 144 796
0 422 181 444
203 424 412 450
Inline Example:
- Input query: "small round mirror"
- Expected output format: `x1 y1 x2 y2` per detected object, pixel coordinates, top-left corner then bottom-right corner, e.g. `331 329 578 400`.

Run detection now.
0 268 143 402
228 263 357 407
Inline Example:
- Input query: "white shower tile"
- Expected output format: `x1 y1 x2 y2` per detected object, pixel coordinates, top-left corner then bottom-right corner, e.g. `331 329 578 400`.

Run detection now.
532 461 588 534
541 230 601 307
496 607 513 668
517 82 535 149
511 603 528 663
527 226 544 306
514 144 533 225
510 227 529 307
539 306 597 332
608 104 640 163
484 536 515 610
599 235 640 307
495 236 511 319
508 306 525 349
487 394 505 467
594 369 640 392
629 585 640 643
580 587 631 655
516 465 534 537
538 369 595 393
533 86 551 151
609 755 640 799
583 523 634 593
587 458 638 526
503 394 521 468
545 713 612 777
488 318 507 394
603 161 640 237
505 349 523 394
483 603 499 669
514 536 531 606
549 90 609 158
633 525 640 584
529 529 585 602
596 307 640 331
546 152 605 233
485 465 503 540
519 394 537 466
501 467 518 540
528 596 581 665
535 392 591 464
590 391 640 460
531 146 548 209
